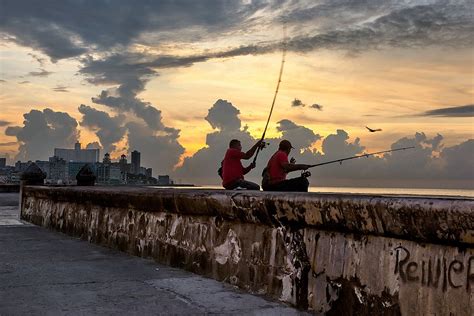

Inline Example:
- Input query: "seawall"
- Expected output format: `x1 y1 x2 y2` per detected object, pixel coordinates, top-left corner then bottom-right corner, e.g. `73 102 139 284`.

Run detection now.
20 186 474 314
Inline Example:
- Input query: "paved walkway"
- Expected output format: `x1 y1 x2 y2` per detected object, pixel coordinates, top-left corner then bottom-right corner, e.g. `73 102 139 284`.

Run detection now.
0 193 306 315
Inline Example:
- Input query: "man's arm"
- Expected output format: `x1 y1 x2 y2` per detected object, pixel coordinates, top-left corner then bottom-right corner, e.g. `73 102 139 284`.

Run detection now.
242 140 263 160
243 162 256 175
281 163 310 173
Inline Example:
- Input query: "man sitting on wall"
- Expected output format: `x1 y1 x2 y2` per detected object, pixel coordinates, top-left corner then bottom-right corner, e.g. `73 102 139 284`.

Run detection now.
221 139 263 190
262 140 311 192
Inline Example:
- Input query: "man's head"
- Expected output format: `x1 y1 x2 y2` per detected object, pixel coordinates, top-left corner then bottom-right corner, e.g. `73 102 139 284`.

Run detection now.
278 139 294 153
229 139 242 151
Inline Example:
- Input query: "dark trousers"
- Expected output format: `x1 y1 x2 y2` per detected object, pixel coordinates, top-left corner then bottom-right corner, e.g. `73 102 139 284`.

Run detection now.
224 179 260 190
263 177 309 192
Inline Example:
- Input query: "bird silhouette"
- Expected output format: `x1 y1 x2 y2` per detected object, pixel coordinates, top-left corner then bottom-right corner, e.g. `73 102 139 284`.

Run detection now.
366 126 382 132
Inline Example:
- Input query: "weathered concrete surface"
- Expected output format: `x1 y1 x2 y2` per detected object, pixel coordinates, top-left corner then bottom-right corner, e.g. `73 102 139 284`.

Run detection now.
20 186 474 314
0 192 27 226
0 193 305 315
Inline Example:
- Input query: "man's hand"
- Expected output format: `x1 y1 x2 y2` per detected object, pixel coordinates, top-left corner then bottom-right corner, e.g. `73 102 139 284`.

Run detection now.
290 157 296 164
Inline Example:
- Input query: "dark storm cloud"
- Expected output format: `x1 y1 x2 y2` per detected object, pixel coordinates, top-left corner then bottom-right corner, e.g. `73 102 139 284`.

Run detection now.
0 0 265 60
79 54 166 131
0 120 11 127
421 104 474 117
28 68 53 77
2 1 469 65
5 108 79 161
78 104 127 154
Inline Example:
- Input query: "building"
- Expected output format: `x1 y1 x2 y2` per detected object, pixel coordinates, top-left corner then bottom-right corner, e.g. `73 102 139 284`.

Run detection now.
96 163 122 184
67 162 92 181
15 161 30 172
158 175 171 185
48 156 67 183
54 142 99 163
0 158 6 168
145 168 152 178
131 150 140 175
35 160 50 178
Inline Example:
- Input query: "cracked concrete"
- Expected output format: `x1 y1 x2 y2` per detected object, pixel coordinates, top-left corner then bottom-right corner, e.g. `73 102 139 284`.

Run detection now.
0 192 306 315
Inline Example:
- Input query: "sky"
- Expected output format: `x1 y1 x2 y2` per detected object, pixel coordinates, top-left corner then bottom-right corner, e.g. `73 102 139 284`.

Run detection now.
0 0 473 188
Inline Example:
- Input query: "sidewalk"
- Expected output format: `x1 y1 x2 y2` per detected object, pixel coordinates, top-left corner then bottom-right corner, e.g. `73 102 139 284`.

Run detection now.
0 193 306 315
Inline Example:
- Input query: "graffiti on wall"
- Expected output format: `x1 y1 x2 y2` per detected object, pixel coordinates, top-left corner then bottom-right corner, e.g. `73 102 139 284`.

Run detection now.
393 246 474 293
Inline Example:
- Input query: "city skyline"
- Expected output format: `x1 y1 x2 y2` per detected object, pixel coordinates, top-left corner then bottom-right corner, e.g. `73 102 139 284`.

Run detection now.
0 0 473 188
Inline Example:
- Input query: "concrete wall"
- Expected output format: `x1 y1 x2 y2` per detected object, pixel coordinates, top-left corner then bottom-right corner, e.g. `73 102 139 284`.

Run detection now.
0 184 20 193
20 186 474 315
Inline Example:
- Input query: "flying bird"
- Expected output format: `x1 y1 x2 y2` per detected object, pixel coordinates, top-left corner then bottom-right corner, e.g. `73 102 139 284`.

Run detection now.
366 126 382 132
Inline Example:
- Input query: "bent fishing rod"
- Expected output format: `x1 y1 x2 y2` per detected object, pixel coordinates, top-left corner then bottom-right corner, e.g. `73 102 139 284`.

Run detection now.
252 24 287 165
307 146 415 169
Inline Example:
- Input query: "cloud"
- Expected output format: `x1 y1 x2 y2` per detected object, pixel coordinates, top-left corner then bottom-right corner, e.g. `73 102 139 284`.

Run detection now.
310 104 323 111
291 98 305 107
78 104 126 154
175 100 473 188
175 99 322 184
18 81 30 84
0 120 11 127
2 1 470 68
80 54 167 131
276 119 321 150
0 0 264 60
5 108 79 161
28 53 46 67
28 68 53 77
126 121 184 175
420 104 474 117
439 139 474 180
0 141 17 147
85 141 102 150
0 79 6 83
205 99 241 131
52 85 69 92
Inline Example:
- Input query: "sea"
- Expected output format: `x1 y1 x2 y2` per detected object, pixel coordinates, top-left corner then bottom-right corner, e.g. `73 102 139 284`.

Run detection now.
156 185 474 198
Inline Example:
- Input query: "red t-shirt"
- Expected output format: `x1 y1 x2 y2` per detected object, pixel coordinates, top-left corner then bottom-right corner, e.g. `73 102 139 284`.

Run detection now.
222 148 246 187
267 150 288 184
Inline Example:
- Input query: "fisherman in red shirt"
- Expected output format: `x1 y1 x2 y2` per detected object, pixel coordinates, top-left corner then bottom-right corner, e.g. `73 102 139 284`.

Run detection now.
262 140 311 192
221 139 263 190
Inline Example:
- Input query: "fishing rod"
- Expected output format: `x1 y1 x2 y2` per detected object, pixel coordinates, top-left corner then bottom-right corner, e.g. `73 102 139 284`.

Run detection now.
252 24 287 165
307 146 415 169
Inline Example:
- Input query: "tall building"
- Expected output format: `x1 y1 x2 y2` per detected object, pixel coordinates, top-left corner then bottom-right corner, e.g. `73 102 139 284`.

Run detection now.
131 150 140 175
48 156 67 182
54 142 99 163
0 158 6 168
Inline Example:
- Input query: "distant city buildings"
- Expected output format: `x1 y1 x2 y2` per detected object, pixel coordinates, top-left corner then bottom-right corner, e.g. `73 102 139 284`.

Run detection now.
0 143 173 186
131 150 140 175
54 142 100 163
